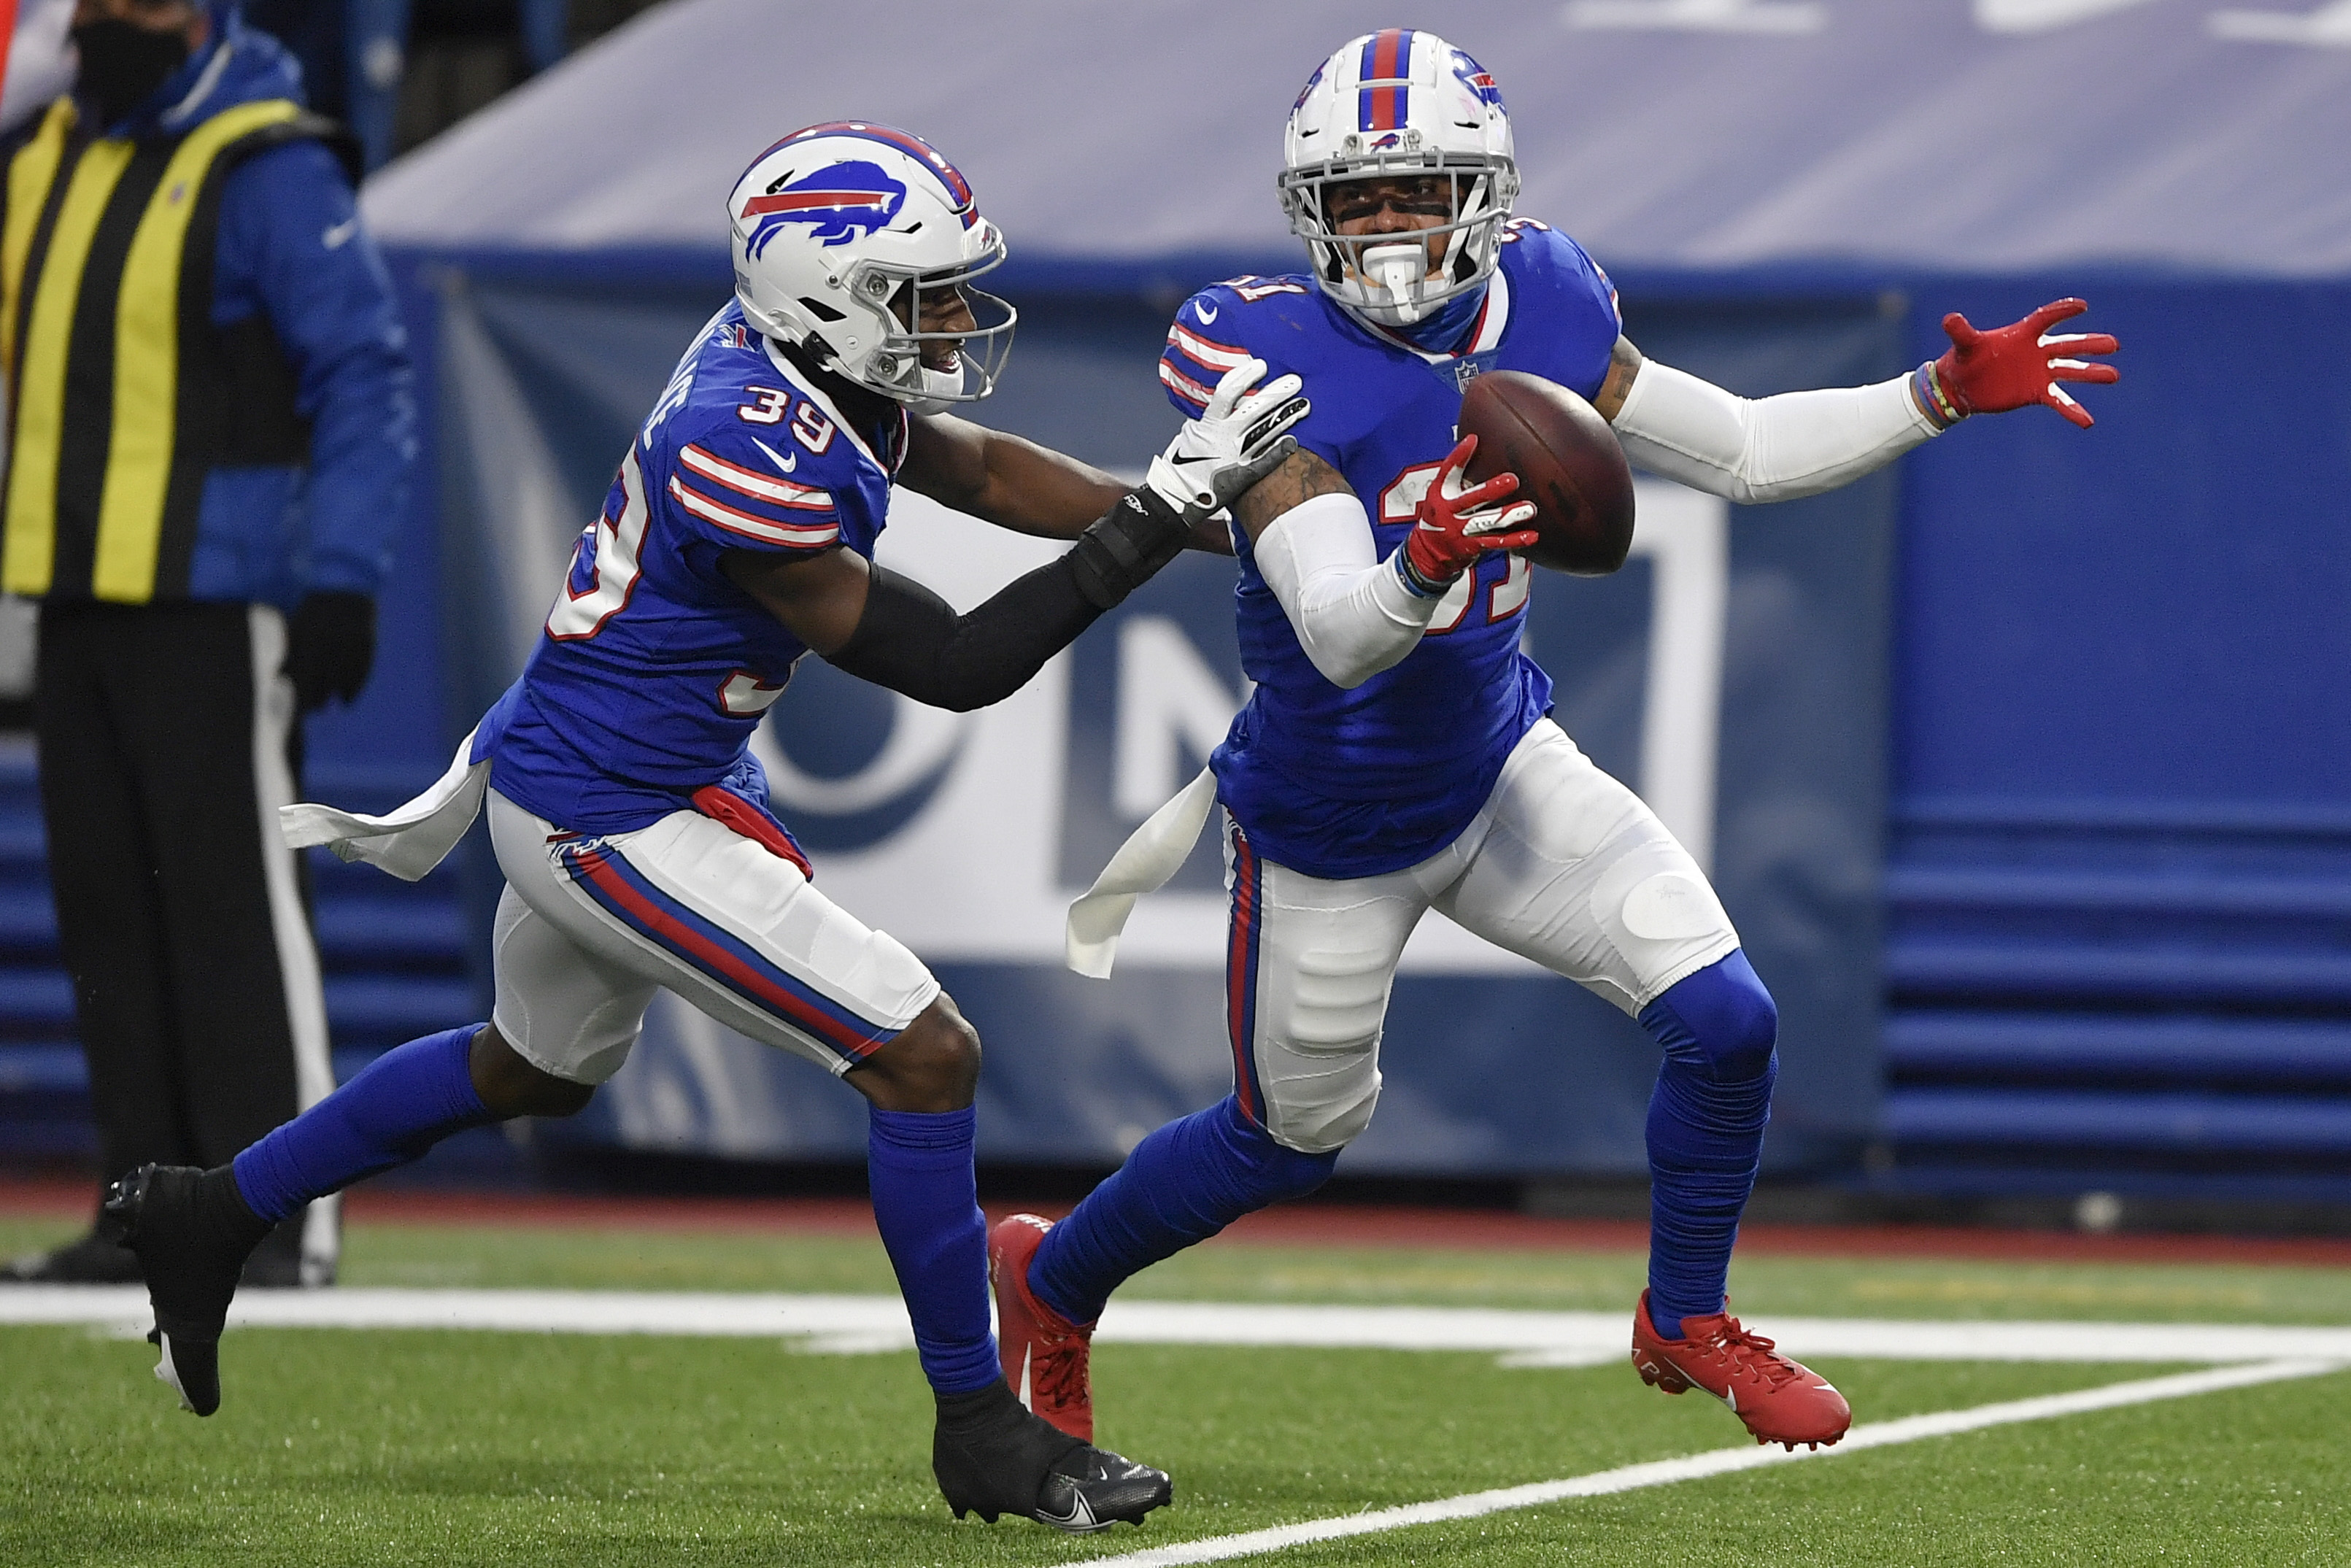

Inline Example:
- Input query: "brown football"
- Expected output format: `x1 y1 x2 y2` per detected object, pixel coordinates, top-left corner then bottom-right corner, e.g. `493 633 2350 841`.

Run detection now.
1458 371 1634 576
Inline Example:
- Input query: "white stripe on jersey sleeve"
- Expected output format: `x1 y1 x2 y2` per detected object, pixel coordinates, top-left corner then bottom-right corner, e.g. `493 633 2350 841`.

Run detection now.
668 475 841 549
678 442 834 510
1168 323 1253 371
1159 358 1214 409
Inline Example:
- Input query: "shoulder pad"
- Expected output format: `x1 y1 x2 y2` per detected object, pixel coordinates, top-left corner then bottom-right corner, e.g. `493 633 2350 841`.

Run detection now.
667 419 845 553
1499 219 1621 331
1160 274 1316 412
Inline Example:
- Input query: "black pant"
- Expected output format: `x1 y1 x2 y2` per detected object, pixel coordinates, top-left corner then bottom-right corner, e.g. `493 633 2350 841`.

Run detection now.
34 600 327 1204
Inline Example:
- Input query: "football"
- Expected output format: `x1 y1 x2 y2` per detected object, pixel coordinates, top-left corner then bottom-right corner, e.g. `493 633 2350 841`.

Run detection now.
1458 371 1635 575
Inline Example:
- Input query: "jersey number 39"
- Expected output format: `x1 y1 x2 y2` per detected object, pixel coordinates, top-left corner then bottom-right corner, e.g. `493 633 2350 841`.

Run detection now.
548 452 651 641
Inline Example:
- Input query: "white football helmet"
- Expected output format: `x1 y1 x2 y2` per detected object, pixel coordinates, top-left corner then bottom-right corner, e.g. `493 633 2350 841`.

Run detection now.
729 122 1015 407
1278 31 1519 328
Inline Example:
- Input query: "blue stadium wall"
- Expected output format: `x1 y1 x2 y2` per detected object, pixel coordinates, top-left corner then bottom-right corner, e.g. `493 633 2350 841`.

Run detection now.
5 255 2347 1205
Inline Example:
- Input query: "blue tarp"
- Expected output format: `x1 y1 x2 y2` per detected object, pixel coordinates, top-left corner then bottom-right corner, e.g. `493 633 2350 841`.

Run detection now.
363 0 2351 277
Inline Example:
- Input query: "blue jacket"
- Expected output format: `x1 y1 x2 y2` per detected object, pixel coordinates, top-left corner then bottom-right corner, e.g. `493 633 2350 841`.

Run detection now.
87 9 413 606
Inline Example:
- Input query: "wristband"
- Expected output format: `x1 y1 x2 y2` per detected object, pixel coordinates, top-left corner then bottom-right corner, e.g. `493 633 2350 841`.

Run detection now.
1068 488 1190 609
1392 548 1447 600
1910 360 1966 430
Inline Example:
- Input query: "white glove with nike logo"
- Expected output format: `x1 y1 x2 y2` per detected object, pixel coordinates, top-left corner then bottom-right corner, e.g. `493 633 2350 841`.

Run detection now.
1145 358 1310 520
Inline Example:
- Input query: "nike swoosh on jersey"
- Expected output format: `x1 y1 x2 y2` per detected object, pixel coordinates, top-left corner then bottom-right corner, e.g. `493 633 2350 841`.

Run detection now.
321 216 360 250
1194 301 1219 324
749 436 799 474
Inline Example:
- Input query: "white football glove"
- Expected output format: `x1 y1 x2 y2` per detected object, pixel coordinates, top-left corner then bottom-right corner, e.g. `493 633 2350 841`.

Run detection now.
1145 358 1310 520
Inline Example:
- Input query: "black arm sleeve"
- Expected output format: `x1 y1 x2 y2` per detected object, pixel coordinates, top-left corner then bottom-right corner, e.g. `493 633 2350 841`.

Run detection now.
825 488 1191 711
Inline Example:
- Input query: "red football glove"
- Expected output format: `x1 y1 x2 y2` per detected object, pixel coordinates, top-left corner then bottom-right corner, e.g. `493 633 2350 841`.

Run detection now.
1927 297 2119 430
1400 435 1537 594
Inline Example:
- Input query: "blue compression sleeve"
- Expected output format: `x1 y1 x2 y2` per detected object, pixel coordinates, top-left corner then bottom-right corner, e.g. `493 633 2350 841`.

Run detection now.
1030 1094 1337 1326
1641 950 1780 1340
867 1106 998 1396
231 1024 494 1223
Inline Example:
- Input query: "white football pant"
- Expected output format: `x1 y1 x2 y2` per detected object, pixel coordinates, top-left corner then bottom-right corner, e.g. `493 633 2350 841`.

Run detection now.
485 791 940 1084
1224 717 1740 1154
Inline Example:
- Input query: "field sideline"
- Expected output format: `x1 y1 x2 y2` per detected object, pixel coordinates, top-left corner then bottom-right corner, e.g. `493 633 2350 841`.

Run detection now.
4 1187 2348 1564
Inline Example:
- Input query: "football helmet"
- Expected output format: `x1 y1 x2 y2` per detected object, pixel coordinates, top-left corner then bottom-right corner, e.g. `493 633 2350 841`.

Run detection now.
729 122 1015 408
1278 31 1519 328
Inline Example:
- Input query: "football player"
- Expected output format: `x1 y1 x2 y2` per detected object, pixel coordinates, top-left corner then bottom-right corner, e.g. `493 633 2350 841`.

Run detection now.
96 122 1305 1535
993 32 2118 1453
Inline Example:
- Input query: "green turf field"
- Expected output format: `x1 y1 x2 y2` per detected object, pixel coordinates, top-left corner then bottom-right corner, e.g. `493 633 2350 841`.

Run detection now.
4 1213 2347 1565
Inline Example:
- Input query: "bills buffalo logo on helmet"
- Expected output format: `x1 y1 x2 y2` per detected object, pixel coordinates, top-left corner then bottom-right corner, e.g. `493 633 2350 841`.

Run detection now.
740 161 909 255
1452 53 1504 108
1369 132 1404 150
1291 63 1326 115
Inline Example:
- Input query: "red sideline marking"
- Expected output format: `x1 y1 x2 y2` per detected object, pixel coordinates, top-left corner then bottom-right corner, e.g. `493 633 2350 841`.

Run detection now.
7 1178 2351 1267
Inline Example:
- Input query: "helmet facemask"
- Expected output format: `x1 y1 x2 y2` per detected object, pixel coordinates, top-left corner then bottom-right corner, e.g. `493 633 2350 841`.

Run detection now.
1279 147 1518 328
794 252 1016 411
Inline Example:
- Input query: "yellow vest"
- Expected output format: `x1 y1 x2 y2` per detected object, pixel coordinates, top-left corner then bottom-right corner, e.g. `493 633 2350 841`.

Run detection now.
0 96 330 603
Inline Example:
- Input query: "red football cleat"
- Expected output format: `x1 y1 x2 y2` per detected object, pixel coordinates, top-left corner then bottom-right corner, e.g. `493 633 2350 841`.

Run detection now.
988 1213 1097 1441
1631 1290 1853 1451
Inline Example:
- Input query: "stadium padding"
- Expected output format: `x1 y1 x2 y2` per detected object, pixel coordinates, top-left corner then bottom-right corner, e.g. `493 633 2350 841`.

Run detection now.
0 744 471 1157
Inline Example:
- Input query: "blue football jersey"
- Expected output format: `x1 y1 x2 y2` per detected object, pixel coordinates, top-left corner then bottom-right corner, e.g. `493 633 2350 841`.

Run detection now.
484 302 906 833
1160 222 1623 878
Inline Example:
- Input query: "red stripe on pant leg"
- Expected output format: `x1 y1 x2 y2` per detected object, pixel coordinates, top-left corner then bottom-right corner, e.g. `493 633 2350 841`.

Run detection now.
1226 829 1260 1123
574 849 881 1058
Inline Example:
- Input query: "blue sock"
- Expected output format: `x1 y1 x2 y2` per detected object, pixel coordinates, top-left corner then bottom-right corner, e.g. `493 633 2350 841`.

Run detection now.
1031 1094 1337 1326
231 1024 495 1224
1641 951 1779 1340
867 1105 997 1396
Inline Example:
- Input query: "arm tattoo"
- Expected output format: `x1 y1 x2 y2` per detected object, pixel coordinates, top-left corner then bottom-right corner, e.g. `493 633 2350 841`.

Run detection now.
1593 336 1646 424
1232 447 1355 541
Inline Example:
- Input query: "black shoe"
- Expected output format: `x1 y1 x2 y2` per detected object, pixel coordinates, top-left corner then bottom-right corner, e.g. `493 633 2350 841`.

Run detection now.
241 1216 314 1289
97 1165 271 1417
1 1228 144 1283
933 1379 1173 1533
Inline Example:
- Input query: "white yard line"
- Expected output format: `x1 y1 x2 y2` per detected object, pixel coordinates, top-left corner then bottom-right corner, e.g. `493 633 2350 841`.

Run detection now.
6 1288 2351 1365
1081 1358 2347 1567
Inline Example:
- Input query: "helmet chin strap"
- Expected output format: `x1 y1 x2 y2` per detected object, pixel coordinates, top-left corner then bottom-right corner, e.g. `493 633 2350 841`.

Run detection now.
900 358 966 417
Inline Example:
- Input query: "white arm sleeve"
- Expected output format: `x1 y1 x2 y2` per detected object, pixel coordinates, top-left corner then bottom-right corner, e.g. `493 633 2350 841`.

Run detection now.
1610 359 1942 505
1253 491 1439 690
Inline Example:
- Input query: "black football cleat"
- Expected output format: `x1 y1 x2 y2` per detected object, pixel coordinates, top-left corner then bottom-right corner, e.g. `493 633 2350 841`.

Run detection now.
933 1378 1172 1533
98 1165 271 1417
1031 1444 1174 1533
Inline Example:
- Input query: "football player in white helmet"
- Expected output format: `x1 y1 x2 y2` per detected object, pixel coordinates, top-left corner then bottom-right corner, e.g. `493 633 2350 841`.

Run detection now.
730 119 1018 410
1275 30 1518 328
995 30 2120 1457
99 120 1308 1537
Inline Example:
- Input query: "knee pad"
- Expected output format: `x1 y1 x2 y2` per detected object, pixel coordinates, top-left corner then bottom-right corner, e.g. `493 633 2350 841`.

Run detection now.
1645 949 1778 1084
1264 1072 1381 1156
